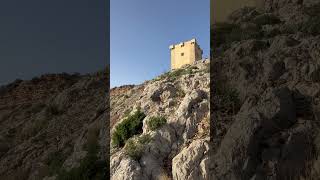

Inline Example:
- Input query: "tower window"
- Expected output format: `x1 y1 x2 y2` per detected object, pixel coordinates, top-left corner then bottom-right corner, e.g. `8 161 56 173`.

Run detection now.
181 53 184 56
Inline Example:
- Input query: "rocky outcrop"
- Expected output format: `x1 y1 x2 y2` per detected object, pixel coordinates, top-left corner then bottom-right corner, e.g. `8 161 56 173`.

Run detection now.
172 139 210 180
211 1 320 179
0 70 108 180
110 61 210 179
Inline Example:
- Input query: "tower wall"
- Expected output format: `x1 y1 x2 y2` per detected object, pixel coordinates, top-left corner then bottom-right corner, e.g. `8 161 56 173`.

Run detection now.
170 39 203 70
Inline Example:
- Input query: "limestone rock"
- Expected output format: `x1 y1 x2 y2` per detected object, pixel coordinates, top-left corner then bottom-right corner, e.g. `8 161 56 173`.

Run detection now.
211 2 320 179
172 139 209 180
111 60 210 179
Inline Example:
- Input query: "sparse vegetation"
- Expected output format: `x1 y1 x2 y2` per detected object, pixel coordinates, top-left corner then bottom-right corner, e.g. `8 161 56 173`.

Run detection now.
124 139 143 160
156 66 196 81
124 134 152 160
215 81 241 114
112 108 146 147
147 116 167 131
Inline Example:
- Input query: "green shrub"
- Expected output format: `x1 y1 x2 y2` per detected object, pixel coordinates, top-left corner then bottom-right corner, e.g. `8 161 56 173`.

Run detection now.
166 69 186 80
138 134 152 144
221 88 240 108
156 66 195 81
147 116 167 131
124 134 152 160
112 108 146 147
215 81 241 114
124 139 144 160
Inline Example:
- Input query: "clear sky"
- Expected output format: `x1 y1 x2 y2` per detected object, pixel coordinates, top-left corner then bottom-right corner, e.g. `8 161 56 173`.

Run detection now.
0 0 108 85
111 0 209 88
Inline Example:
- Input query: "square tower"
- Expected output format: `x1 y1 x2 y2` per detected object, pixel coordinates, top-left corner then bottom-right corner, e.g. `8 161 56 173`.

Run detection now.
169 38 203 70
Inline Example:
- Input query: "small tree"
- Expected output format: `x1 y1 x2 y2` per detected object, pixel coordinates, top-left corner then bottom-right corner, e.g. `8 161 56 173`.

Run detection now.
111 108 146 147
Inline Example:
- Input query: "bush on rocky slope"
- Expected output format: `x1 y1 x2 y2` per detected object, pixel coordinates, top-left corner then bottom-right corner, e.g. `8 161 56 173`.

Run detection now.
155 66 197 81
214 80 241 114
112 108 146 147
147 116 167 131
124 134 152 160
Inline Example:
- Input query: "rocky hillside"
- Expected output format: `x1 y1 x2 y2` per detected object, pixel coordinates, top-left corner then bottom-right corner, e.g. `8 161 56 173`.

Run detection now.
210 0 320 179
0 70 108 180
110 61 210 179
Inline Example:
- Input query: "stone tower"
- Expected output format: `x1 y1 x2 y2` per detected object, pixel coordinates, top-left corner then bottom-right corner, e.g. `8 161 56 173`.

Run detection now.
169 38 203 70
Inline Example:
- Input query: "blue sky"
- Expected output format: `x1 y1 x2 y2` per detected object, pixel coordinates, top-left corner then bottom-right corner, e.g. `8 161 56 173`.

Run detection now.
111 0 209 87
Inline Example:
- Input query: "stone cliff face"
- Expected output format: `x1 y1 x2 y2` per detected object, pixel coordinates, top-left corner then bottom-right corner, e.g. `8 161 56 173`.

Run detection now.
110 61 210 179
211 0 320 179
0 70 108 180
